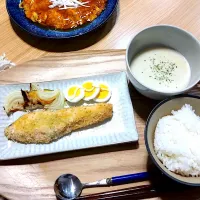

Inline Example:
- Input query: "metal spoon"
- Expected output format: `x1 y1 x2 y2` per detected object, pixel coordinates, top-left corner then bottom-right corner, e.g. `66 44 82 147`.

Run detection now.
54 172 149 200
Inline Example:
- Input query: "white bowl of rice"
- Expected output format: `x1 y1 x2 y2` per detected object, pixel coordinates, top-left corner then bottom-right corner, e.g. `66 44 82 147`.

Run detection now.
145 94 200 186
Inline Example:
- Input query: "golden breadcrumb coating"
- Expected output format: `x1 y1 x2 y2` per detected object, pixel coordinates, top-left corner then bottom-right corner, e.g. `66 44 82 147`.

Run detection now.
5 103 113 144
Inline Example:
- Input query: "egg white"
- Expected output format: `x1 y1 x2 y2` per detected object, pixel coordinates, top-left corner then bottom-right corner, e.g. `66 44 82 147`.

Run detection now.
64 85 85 103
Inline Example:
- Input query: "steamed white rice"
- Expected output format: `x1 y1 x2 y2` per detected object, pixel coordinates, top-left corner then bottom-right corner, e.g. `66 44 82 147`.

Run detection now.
154 104 200 177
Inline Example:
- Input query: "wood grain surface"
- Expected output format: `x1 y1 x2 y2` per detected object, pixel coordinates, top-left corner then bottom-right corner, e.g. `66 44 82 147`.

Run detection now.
0 50 199 200
1 0 200 65
1 0 200 199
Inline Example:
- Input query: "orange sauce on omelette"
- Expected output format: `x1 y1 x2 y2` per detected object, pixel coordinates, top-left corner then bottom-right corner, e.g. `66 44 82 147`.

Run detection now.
21 0 107 29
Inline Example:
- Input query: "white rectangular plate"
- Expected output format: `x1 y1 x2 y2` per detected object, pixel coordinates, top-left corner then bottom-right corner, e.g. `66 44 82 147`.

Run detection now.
0 72 138 160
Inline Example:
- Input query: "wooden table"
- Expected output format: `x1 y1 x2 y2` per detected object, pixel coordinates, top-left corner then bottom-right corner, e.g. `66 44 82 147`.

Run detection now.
0 50 199 200
0 0 200 200
1 0 200 65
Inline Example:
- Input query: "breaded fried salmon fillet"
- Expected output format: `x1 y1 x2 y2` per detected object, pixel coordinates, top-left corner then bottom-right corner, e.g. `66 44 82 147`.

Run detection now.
5 103 113 144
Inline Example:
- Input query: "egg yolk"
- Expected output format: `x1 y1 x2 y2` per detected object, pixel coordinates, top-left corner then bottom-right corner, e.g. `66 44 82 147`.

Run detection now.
84 88 98 97
68 87 81 97
83 82 94 90
99 84 109 91
96 90 109 99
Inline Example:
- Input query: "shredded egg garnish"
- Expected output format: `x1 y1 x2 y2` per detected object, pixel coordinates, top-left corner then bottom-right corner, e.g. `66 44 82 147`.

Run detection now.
64 85 84 103
49 0 89 10
82 81 100 101
94 83 111 103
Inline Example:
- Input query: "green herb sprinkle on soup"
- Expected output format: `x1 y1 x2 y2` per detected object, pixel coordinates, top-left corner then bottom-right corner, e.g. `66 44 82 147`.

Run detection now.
130 47 191 92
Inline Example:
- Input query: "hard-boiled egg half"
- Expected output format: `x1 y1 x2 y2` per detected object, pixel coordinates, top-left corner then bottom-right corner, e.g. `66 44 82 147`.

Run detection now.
64 82 112 103
64 85 84 103
94 83 112 103
82 81 100 101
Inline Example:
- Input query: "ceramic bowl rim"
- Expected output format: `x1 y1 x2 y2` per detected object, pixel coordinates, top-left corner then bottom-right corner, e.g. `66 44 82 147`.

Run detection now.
144 94 200 186
126 25 200 95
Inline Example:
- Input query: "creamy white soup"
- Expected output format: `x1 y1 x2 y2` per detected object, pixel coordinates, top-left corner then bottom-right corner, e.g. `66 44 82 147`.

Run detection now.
130 47 191 92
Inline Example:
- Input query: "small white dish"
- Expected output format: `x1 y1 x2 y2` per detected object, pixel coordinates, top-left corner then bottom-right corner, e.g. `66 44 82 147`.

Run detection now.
0 72 138 160
126 25 200 100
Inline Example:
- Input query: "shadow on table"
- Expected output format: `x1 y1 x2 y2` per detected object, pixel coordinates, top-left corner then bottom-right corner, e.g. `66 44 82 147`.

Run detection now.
0 141 138 165
128 83 159 121
146 157 200 200
9 6 119 52
0 195 9 200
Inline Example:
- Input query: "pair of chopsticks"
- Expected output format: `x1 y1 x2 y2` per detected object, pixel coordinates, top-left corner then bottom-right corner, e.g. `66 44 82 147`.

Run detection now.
77 182 200 200
77 185 158 200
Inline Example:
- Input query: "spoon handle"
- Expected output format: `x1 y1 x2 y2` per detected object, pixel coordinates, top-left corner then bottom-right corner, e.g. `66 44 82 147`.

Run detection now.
83 172 149 188
110 172 150 186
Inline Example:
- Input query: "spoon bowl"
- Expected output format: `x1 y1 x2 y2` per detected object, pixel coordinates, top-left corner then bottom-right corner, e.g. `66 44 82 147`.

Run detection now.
54 174 82 200
54 172 149 199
